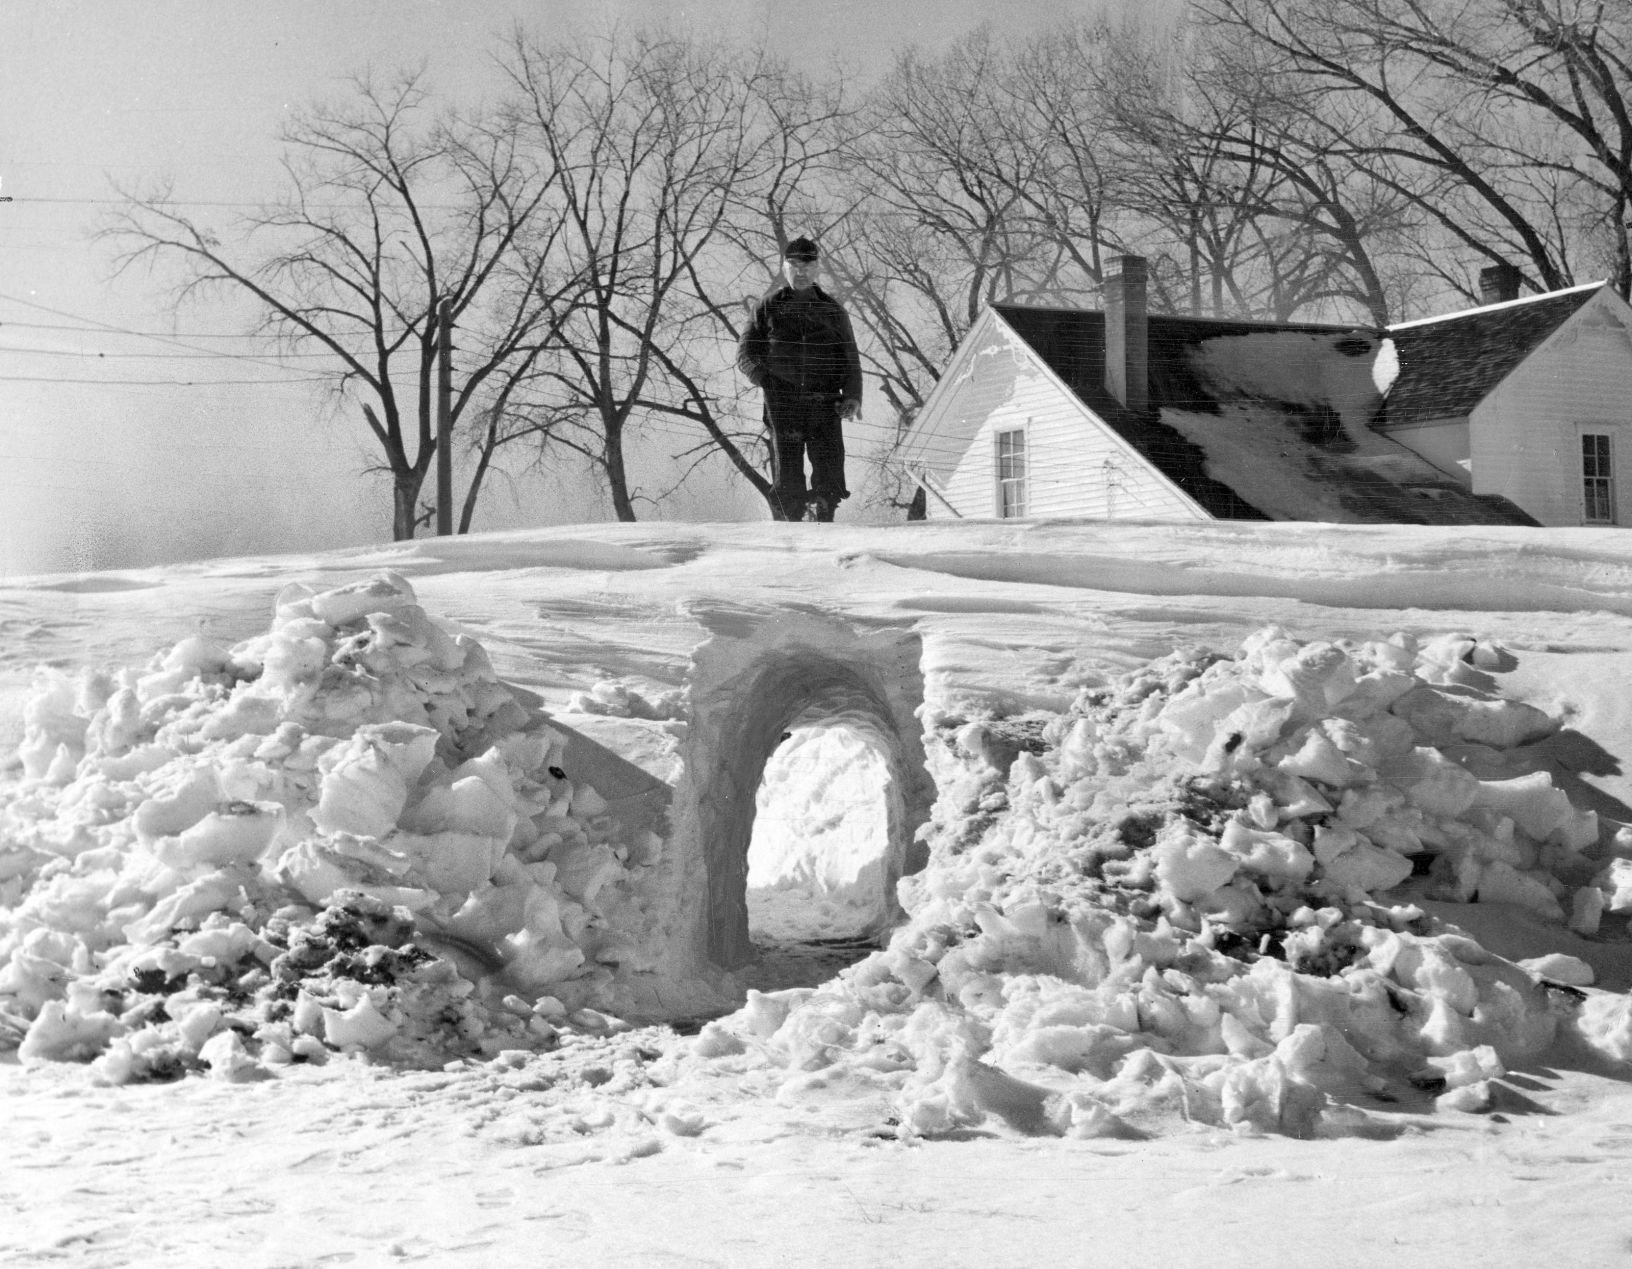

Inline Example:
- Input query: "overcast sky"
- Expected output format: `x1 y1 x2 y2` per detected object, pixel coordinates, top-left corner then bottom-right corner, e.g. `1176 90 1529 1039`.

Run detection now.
0 0 1087 575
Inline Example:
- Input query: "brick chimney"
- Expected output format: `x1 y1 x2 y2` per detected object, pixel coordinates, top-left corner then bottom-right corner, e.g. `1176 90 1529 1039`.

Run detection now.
1478 262 1522 306
1104 255 1149 414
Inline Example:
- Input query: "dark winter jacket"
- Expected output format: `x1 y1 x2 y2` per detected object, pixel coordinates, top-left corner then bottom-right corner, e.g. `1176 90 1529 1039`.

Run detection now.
736 284 863 405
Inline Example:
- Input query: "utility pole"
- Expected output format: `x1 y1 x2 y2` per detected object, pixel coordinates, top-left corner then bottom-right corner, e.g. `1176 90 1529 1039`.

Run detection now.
436 297 453 537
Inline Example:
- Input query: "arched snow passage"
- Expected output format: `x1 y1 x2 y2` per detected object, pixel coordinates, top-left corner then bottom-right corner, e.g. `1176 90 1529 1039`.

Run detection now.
667 613 932 972
747 721 900 943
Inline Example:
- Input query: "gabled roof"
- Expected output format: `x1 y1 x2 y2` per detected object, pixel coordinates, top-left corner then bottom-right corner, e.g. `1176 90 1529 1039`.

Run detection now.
989 302 1537 527
992 305 1270 519
991 304 1359 415
1381 282 1605 425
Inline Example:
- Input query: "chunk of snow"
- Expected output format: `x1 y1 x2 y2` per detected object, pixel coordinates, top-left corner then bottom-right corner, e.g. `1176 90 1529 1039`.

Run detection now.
1277 728 1356 787
1473 772 1573 842
1381 746 1479 816
1321 840 1414 895
18 999 120 1064
1218 817 1314 882
159 801 284 868
1518 953 1594 987
322 993 400 1050
1575 994 1632 1064
1371 338 1400 394
1596 857 1632 913
1477 862 1565 921
1153 822 1238 903
307 572 417 627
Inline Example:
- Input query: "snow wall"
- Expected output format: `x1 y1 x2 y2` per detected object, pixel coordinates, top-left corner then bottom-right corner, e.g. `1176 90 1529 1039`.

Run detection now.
660 605 933 975
0 576 938 1077
682 628 1632 1140
11 568 1632 1137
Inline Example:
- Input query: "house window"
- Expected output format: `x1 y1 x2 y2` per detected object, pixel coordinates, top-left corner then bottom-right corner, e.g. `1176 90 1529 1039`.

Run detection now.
995 428 1027 518
1583 432 1615 523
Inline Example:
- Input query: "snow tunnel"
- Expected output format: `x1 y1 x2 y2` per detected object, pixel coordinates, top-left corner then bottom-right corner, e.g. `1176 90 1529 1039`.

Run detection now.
663 608 934 972
747 720 900 945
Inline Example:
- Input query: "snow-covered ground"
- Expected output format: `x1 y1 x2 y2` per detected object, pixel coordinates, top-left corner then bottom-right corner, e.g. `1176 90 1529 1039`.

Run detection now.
7 517 1632 1266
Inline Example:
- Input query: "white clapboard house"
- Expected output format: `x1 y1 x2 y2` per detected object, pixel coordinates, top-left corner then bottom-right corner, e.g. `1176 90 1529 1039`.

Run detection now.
900 257 1632 527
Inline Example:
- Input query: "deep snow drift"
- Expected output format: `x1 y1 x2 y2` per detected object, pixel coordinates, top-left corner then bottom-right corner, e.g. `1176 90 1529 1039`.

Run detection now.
0 572 676 1081
690 626 1632 1138
5 521 1632 1145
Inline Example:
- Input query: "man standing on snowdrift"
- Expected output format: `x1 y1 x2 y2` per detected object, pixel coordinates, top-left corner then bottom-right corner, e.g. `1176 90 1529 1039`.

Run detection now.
736 236 863 522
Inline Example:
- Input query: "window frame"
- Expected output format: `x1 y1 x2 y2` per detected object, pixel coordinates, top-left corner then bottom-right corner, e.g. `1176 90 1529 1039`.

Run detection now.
1581 429 1616 525
993 425 1028 519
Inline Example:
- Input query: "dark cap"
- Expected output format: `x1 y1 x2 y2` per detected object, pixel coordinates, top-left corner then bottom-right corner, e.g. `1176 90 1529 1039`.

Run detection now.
783 236 819 262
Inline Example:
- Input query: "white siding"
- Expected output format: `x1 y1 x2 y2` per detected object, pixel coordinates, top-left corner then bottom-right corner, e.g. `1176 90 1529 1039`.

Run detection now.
1470 293 1632 525
918 313 1205 521
1387 418 1472 484
901 313 1025 490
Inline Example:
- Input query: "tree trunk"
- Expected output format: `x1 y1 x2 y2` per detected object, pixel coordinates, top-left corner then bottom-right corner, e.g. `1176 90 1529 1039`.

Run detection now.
459 409 503 535
393 469 426 540
603 421 638 522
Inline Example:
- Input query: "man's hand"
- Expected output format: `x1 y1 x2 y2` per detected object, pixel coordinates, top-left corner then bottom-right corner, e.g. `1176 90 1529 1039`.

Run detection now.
837 398 861 421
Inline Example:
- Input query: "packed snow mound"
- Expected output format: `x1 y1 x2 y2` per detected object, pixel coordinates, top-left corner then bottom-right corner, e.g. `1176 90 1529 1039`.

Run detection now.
0 573 664 1081
567 679 686 721
688 627 1632 1139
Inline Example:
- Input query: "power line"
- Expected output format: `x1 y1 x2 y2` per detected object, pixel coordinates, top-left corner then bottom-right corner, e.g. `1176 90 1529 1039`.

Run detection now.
9 194 470 211
0 318 385 343
13 196 282 208
0 291 343 377
0 343 339 360
0 373 332 386
2 439 358 466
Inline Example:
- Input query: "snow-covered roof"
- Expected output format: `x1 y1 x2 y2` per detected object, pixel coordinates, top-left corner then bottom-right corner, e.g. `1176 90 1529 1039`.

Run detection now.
1380 282 1606 425
991 303 1536 527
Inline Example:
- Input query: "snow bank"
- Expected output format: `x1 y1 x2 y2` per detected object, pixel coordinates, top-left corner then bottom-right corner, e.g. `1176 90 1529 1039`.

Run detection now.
689 627 1625 1139
0 573 670 1081
7 567 1628 1139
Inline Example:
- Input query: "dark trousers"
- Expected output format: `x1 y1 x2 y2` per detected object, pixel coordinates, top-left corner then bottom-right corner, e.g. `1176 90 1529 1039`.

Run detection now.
764 383 847 521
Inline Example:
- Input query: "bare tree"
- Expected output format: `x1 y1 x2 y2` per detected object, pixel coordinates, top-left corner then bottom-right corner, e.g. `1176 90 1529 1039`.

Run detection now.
824 29 1076 424
104 71 572 540
1005 21 1134 291
1197 0 1632 303
496 27 850 521
1093 14 1413 322
692 59 864 517
748 26 1117 522
1093 20 1280 317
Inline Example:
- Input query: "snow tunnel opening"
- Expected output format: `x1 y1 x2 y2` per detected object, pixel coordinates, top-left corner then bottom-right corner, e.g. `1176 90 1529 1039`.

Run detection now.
682 631 933 977
744 719 898 975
